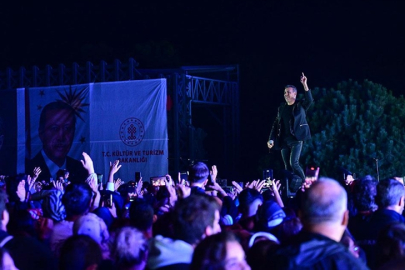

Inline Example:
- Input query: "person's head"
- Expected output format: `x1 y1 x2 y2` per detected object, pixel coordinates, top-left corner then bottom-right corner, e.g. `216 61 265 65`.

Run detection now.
276 207 303 243
284 85 297 105
59 234 102 270
57 169 69 181
189 162 210 185
0 248 18 270
112 227 148 270
190 231 250 270
238 188 263 217
0 190 9 231
7 209 36 237
173 195 221 246
376 178 405 214
62 183 92 218
376 223 405 268
73 213 109 245
38 101 76 165
353 177 378 212
247 238 278 270
256 199 286 231
129 198 154 233
300 178 348 241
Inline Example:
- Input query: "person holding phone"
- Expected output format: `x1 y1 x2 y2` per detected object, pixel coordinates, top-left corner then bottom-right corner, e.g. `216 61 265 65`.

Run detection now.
267 73 313 184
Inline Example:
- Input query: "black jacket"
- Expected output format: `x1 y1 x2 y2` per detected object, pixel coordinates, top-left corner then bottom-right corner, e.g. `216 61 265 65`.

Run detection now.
26 152 88 183
269 90 313 149
268 231 368 270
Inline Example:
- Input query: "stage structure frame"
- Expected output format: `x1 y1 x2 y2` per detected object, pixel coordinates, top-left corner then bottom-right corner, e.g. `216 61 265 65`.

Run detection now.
0 58 240 179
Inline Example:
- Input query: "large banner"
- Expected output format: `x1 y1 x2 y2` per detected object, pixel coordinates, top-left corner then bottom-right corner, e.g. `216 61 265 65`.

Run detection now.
90 79 168 182
25 79 168 183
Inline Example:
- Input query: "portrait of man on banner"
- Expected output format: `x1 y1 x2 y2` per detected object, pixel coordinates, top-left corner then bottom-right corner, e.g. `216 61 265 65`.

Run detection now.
26 86 89 182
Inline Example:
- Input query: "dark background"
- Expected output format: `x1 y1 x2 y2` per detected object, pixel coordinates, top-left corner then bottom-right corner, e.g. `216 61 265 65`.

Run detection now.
1 0 404 180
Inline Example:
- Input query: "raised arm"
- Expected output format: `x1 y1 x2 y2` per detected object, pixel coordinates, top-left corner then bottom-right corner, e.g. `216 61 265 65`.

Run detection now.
300 72 313 109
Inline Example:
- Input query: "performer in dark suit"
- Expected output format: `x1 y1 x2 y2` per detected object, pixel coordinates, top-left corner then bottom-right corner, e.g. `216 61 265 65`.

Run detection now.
267 73 313 183
26 101 87 182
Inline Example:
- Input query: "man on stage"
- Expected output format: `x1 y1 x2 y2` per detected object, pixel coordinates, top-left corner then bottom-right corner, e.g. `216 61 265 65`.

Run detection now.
267 73 313 185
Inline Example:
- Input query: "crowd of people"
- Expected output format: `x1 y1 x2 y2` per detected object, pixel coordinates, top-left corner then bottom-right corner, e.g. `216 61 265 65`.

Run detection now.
0 152 405 269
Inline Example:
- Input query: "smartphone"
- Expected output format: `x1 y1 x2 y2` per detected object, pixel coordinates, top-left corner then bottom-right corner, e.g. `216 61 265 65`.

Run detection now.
128 181 137 201
135 172 142 181
151 176 166 186
179 172 188 182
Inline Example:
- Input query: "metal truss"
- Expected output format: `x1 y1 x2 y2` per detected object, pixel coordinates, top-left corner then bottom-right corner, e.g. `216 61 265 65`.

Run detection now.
0 59 240 179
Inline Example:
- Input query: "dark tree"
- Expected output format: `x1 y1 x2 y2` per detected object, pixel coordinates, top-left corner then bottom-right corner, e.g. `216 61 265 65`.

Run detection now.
302 79 405 180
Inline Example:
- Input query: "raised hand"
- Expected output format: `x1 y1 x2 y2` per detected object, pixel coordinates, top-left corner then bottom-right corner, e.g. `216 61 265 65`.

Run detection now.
109 160 122 175
27 175 37 192
52 180 64 192
16 180 26 202
32 167 42 180
164 174 177 206
135 177 143 195
114 178 123 192
81 152 95 174
300 72 309 91
86 174 99 193
231 181 243 194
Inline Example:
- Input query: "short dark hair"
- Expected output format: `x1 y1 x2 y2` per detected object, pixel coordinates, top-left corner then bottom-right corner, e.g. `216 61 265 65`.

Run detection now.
173 195 220 245
376 179 405 208
238 188 263 213
190 231 238 270
284 85 297 93
189 162 210 184
301 178 347 224
59 234 102 270
129 198 154 231
39 101 76 133
353 177 378 212
62 183 92 217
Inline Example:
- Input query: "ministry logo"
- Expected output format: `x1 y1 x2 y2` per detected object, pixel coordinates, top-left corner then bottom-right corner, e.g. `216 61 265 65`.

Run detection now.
119 118 145 146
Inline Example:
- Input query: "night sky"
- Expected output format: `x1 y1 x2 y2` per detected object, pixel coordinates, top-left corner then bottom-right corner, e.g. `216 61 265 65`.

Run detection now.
1 0 405 179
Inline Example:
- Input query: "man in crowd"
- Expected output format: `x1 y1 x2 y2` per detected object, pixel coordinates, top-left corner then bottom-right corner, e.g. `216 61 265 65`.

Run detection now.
147 195 221 269
26 101 87 182
354 178 405 267
268 178 367 269
188 162 210 195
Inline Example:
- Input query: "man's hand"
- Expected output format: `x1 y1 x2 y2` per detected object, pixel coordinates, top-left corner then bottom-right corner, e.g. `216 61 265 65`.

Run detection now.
114 178 123 192
135 178 143 196
231 181 243 194
109 160 122 175
208 182 227 197
52 180 64 192
16 180 26 202
267 140 274 149
81 152 95 174
27 175 36 193
300 72 309 91
32 167 42 180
